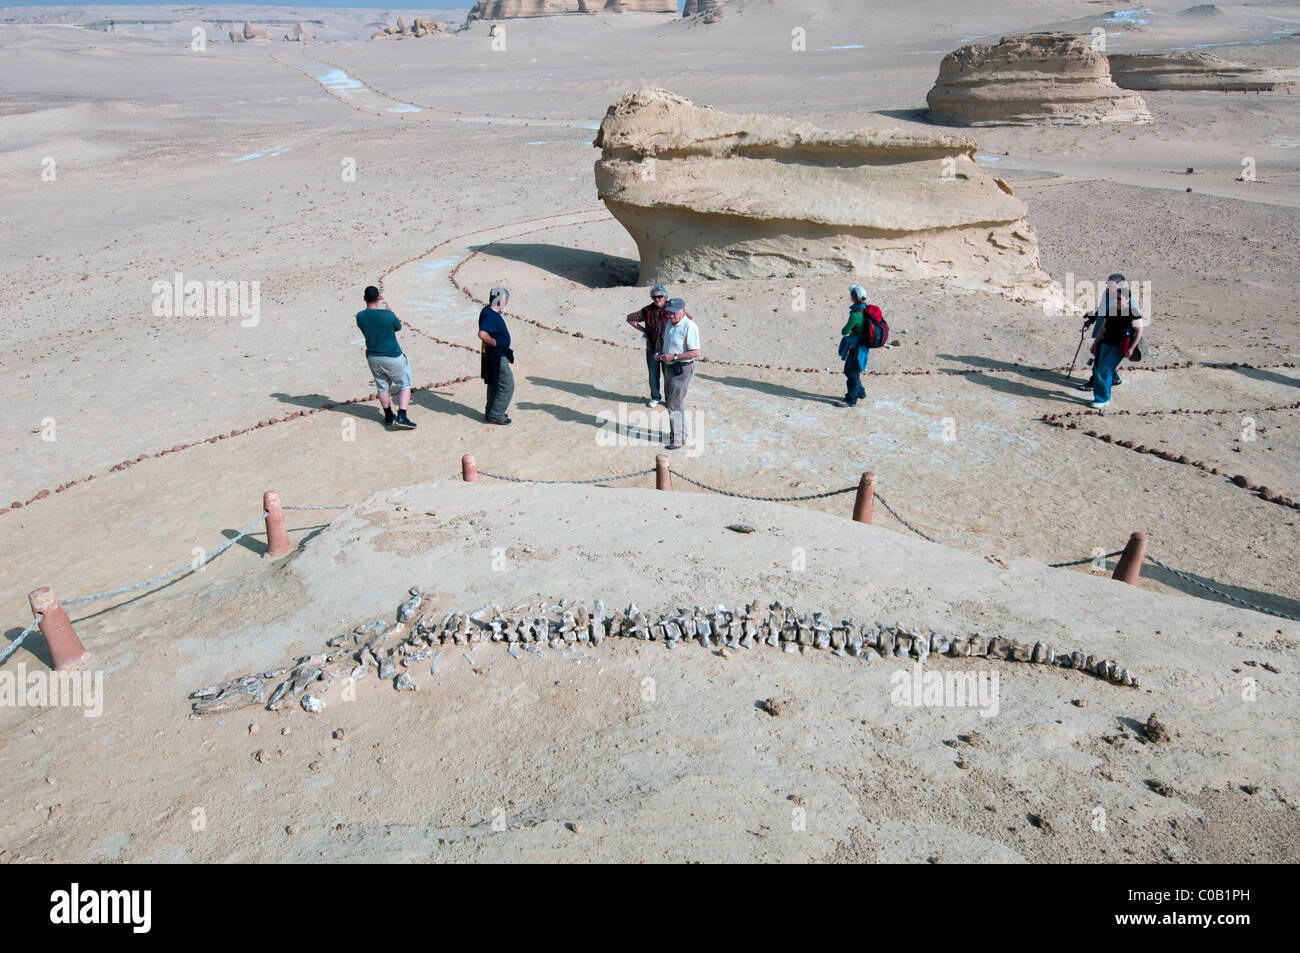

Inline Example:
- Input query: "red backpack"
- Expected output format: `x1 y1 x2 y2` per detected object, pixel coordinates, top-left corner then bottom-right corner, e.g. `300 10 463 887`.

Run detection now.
862 304 889 348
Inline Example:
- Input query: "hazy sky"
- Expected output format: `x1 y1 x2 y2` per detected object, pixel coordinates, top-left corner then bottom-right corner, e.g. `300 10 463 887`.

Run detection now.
8 2 690 8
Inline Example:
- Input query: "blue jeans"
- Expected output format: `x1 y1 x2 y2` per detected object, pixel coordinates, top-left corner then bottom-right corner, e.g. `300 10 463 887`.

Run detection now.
1093 344 1122 404
844 348 868 404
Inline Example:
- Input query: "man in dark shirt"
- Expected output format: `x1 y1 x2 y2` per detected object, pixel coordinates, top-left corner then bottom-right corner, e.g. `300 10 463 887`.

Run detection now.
1088 281 1144 409
626 285 670 407
356 285 415 428
478 286 514 425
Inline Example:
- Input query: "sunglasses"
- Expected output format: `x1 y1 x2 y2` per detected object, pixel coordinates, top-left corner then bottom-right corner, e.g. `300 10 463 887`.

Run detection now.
652 294 665 299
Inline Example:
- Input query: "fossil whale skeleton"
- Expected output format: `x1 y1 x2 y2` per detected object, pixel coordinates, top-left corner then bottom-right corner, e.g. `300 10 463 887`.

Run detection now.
190 589 1139 714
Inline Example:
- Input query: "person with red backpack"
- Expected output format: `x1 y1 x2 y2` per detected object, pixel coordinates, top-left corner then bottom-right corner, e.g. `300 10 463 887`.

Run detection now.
834 285 887 407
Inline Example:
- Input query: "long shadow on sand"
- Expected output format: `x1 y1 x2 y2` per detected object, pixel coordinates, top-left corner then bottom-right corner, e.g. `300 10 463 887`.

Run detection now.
937 355 1084 405
527 376 641 404
515 400 667 445
222 523 329 557
272 392 376 422
696 373 837 405
1229 365 1300 390
474 242 638 289
1139 560 1300 623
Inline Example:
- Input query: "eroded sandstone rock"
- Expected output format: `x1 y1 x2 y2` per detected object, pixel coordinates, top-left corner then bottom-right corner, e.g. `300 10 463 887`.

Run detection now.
594 87 1053 299
927 33 1152 126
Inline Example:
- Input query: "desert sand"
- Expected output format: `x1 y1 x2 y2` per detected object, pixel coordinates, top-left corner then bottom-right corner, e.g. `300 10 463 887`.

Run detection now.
0 0 1297 863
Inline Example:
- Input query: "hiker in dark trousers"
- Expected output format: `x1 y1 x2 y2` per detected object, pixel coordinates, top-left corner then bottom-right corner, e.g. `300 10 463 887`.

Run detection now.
356 285 415 428
1077 273 1143 392
478 287 514 425
1089 279 1144 409
656 297 700 450
834 284 872 408
626 284 671 408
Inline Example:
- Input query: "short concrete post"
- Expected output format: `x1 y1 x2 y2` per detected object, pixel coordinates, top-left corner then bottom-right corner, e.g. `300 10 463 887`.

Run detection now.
655 453 672 491
462 454 479 483
852 471 876 524
264 490 291 558
1112 532 1148 585
27 587 87 671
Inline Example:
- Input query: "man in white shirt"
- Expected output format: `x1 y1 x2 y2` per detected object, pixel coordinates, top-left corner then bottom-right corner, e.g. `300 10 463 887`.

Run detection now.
656 297 700 451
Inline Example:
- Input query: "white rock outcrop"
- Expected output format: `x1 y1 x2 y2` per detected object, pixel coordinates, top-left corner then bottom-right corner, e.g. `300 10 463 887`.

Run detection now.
927 33 1152 126
594 88 1053 300
1107 50 1298 91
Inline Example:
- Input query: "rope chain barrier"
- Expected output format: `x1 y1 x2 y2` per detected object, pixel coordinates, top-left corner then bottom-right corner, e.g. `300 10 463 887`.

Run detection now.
7 479 1298 665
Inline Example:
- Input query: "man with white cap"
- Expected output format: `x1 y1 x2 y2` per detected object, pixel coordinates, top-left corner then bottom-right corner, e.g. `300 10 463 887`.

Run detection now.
626 285 671 407
655 297 700 450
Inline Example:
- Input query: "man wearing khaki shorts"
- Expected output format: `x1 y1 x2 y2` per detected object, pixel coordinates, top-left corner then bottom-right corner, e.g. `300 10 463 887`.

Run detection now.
356 285 415 429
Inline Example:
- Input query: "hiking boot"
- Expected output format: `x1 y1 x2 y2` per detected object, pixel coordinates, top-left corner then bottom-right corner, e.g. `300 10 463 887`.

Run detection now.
1075 379 1093 391
383 406 396 426
486 416 511 426
393 411 416 429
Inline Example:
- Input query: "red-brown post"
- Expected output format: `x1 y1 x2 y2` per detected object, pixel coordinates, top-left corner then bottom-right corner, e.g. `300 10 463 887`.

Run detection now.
1112 532 1148 585
27 587 87 671
462 454 479 483
852 471 876 524
655 453 672 491
263 490 291 558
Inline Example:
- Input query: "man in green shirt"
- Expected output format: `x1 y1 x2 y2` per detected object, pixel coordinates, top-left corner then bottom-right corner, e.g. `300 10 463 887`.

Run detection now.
356 285 415 429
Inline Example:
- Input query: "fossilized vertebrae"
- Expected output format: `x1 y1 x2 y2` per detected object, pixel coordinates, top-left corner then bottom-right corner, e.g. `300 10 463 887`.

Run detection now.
190 594 1139 714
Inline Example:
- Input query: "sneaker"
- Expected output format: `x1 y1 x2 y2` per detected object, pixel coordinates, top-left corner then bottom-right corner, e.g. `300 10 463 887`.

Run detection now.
1089 400 1110 410
1113 375 1124 385
647 399 660 408
1075 379 1093 391
393 411 416 429
832 400 852 408
383 407 395 426
486 416 511 426
664 443 683 451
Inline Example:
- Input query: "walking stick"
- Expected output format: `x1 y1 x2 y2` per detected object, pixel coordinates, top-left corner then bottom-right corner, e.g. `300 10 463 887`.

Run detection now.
1065 322 1088 382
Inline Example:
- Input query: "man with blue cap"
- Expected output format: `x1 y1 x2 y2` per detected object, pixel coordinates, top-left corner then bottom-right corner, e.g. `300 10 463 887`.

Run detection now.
626 285 672 407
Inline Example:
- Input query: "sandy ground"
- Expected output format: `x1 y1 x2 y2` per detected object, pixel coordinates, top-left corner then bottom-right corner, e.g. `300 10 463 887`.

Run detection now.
1 0 1298 862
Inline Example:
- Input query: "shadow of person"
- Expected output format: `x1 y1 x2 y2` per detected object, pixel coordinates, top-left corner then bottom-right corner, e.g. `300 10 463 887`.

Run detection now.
695 373 836 405
410 387 485 423
1228 365 1299 389
935 354 1084 404
475 242 637 289
527 376 640 404
271 392 377 421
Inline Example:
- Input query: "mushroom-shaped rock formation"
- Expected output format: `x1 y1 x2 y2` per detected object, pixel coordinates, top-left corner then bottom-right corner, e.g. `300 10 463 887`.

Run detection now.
594 88 1053 300
927 33 1152 126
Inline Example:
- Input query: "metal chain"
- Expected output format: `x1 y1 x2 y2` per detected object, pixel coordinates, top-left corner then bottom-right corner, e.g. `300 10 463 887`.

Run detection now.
477 468 655 486
1143 553 1300 622
0 614 45 667
671 471 859 503
282 504 351 510
60 513 268 607
1048 549 1124 568
871 492 938 542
